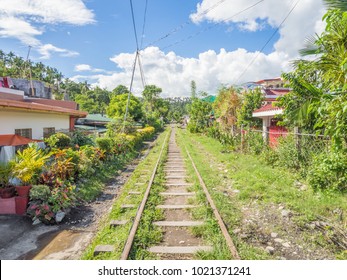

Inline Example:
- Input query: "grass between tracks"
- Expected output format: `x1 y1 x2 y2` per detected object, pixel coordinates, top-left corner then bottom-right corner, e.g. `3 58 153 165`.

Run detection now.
81 128 170 260
176 128 347 260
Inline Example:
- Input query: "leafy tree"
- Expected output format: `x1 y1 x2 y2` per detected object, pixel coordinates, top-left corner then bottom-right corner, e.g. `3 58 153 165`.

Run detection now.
238 88 264 127
214 86 241 134
142 84 162 112
278 5 347 148
112 85 130 96
188 95 213 133
107 93 143 121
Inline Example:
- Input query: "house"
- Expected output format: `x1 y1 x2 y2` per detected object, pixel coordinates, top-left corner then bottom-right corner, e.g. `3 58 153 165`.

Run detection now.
0 78 87 161
251 78 290 146
75 113 111 135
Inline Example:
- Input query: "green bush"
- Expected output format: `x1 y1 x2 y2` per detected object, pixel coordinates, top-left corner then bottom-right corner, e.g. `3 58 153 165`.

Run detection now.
29 185 51 201
95 137 114 155
46 133 72 149
71 130 94 147
307 151 347 192
243 131 264 155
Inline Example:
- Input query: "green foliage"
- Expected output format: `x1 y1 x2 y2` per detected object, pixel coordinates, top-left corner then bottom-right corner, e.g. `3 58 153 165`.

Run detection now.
12 147 51 185
214 86 241 131
279 7 347 148
112 85 130 96
106 117 138 136
142 84 162 112
188 97 213 133
238 88 264 127
307 151 347 192
45 133 72 149
107 93 143 121
29 185 51 201
0 162 14 187
95 137 114 155
71 130 94 147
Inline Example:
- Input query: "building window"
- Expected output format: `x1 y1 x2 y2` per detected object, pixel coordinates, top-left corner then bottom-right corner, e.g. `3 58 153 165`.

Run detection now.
43 127 55 138
15 128 32 139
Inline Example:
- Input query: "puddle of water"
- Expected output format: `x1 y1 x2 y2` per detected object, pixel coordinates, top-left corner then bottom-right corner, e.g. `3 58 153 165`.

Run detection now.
32 230 82 260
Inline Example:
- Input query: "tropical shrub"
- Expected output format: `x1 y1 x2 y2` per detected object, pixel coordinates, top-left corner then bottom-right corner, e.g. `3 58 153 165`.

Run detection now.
71 130 94 147
137 126 155 140
27 182 76 224
0 162 14 187
46 133 72 149
95 137 114 155
12 147 50 185
307 151 347 192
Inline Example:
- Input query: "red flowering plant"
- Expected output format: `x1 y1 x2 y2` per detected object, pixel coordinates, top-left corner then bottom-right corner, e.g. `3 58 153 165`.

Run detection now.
27 180 76 224
27 202 55 225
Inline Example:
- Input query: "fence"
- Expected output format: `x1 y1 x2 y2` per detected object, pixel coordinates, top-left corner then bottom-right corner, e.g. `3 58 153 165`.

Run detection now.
238 128 332 175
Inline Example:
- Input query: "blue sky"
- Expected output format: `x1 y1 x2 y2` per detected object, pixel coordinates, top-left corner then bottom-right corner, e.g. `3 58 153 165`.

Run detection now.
0 0 327 97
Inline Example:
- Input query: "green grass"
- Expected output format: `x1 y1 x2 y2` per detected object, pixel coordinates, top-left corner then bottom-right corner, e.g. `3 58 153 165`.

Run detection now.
176 128 347 259
81 128 171 260
174 130 267 260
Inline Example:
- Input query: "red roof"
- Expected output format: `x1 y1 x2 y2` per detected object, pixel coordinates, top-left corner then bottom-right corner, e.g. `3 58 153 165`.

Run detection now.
0 134 42 146
264 88 291 96
253 104 282 113
256 78 282 84
0 98 87 117
26 98 78 110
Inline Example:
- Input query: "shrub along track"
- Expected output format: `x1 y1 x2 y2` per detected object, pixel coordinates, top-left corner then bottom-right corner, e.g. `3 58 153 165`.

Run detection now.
89 126 240 260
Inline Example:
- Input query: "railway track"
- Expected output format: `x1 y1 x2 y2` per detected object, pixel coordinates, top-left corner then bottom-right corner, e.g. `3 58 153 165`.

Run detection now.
94 127 240 260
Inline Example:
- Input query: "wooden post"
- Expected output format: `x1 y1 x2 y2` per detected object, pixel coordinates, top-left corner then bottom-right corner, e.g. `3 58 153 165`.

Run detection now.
294 126 301 156
240 125 244 152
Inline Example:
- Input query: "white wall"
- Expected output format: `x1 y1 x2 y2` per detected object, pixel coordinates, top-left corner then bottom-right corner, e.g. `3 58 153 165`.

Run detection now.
0 110 70 139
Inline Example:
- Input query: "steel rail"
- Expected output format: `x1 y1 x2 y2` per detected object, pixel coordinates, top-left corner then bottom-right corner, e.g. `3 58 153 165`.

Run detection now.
184 146 241 260
120 130 170 260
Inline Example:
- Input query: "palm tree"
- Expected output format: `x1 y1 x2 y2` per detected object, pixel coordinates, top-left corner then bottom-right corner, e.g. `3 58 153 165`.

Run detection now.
324 0 347 11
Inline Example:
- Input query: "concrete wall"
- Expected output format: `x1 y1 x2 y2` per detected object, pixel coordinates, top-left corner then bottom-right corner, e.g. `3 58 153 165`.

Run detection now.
11 79 51 99
0 110 69 139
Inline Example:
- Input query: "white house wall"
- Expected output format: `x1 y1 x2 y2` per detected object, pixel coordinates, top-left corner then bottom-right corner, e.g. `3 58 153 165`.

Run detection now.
0 110 69 139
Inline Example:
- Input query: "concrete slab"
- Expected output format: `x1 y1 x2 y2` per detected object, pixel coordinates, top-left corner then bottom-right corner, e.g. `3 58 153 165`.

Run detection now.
156 205 197 209
110 220 128 227
148 246 213 254
93 245 115 256
160 192 195 196
153 221 204 227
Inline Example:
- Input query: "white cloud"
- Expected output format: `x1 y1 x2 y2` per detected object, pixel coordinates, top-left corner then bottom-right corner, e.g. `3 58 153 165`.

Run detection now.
0 0 95 25
85 47 286 98
190 0 326 57
38 44 79 59
0 0 94 59
73 0 328 98
75 64 92 72
0 16 42 46
89 0 325 97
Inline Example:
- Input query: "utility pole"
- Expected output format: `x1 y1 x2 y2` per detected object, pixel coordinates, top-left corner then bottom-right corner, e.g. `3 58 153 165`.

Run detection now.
26 45 35 97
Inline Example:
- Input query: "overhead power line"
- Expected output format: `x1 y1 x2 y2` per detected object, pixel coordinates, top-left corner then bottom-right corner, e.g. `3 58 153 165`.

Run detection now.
129 0 140 50
161 0 265 50
143 0 228 49
233 0 301 84
140 0 149 49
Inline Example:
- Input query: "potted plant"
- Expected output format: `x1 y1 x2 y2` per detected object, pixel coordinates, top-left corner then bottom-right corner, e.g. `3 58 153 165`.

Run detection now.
12 146 50 197
0 162 15 198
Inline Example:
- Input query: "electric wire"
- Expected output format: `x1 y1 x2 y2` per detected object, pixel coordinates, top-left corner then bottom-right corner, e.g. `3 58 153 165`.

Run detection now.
233 0 301 84
140 0 149 49
161 0 265 50
143 0 228 49
130 0 140 50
